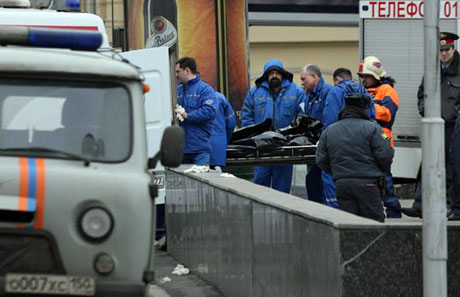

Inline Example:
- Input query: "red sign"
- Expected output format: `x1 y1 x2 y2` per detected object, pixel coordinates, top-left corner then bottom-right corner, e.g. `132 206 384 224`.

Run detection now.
360 1 459 19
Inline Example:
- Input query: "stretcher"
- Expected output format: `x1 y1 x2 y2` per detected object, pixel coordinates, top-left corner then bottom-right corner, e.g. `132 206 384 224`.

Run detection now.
226 144 317 166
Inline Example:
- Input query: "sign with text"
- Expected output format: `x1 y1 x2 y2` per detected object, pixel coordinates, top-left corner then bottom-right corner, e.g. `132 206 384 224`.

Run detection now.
360 1 459 18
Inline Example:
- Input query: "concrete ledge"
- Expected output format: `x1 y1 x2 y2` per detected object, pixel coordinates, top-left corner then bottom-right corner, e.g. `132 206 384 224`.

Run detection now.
165 166 459 297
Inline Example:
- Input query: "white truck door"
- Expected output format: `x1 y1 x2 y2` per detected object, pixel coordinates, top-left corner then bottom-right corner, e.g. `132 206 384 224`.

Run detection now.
120 47 172 204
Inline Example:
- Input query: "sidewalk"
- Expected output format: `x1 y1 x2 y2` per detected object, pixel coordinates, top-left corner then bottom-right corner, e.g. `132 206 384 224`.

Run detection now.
151 247 225 297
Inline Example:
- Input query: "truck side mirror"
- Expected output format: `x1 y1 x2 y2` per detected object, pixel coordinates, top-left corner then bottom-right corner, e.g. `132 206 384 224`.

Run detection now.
148 126 184 169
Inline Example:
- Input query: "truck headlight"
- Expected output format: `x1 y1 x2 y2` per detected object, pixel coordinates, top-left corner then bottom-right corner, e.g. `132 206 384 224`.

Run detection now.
78 207 114 242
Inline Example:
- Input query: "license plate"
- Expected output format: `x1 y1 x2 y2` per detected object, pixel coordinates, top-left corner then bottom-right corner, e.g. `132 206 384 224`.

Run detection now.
5 273 95 296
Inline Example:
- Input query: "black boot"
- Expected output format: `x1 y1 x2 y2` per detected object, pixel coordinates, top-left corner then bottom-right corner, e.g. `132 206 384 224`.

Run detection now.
401 207 422 218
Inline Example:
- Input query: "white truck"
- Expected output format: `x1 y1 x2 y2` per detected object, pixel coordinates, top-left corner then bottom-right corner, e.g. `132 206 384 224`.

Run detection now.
359 0 460 180
0 2 181 296
0 0 173 204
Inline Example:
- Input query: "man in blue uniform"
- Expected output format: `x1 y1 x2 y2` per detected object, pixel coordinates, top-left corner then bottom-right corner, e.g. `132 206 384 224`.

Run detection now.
210 91 236 170
322 68 376 128
316 93 394 222
175 56 217 165
300 64 333 204
241 59 306 193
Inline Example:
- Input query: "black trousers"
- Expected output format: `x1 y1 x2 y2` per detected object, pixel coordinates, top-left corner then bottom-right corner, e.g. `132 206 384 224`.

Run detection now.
413 123 455 211
336 178 385 222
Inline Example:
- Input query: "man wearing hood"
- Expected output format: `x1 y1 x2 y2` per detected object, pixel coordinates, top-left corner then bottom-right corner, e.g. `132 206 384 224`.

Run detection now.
176 56 217 166
241 59 307 193
316 93 394 222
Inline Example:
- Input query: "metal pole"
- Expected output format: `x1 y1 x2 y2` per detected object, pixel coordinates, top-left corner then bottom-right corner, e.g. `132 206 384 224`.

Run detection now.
123 0 129 51
422 0 447 296
111 0 115 39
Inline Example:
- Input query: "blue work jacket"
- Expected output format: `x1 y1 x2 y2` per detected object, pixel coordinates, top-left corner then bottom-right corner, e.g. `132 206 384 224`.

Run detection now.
210 92 236 166
305 77 333 120
322 79 377 129
241 80 306 130
177 75 217 153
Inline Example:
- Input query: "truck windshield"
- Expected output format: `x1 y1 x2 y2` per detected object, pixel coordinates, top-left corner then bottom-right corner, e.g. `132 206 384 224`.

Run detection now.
0 79 132 162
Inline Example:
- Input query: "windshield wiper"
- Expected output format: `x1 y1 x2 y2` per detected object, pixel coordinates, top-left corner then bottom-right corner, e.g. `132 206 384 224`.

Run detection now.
0 147 91 166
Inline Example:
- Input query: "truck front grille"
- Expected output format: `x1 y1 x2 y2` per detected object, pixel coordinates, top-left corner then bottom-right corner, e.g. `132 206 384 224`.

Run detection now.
0 228 65 276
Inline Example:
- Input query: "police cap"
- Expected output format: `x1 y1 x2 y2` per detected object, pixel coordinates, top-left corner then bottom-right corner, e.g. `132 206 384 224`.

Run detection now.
440 32 459 50
344 93 371 110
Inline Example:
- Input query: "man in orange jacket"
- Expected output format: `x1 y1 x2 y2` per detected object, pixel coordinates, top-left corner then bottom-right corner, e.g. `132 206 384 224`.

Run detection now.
358 56 402 218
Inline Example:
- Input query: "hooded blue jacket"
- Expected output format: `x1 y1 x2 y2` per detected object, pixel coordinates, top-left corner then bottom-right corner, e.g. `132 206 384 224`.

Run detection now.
210 92 236 166
305 77 333 120
241 59 306 130
177 75 217 153
322 79 377 129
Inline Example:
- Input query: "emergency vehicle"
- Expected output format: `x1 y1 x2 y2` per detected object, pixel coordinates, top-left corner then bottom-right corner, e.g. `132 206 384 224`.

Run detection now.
0 0 110 47
0 4 183 297
359 0 459 180
0 0 174 233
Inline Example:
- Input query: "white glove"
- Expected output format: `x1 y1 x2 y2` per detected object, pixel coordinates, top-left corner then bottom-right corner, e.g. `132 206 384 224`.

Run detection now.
175 104 185 114
175 104 185 122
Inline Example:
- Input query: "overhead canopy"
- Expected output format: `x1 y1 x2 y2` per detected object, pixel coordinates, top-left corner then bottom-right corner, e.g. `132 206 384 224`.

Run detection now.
248 0 359 14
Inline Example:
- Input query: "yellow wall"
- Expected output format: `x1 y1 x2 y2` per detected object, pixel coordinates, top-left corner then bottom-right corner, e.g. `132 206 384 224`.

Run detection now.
248 26 360 86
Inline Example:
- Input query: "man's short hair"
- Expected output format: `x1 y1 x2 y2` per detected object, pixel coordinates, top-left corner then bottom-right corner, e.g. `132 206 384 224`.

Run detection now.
301 64 322 78
176 57 197 74
333 68 352 80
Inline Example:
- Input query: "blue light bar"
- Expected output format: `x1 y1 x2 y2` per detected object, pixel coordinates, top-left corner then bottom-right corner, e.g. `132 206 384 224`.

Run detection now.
66 0 80 10
28 28 102 51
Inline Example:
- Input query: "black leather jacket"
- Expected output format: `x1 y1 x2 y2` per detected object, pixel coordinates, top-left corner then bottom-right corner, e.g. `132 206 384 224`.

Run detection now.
418 50 460 124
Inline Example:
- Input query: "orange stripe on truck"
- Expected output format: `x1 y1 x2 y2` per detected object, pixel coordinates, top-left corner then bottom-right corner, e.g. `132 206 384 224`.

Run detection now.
18 157 28 211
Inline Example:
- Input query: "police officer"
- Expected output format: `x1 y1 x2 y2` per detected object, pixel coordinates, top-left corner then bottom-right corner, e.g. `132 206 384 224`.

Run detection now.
241 59 306 193
316 93 394 222
175 56 217 165
210 91 236 170
403 32 460 219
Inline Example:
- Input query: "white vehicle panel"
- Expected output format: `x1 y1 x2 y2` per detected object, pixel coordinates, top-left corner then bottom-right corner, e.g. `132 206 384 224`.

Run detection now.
120 47 172 204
